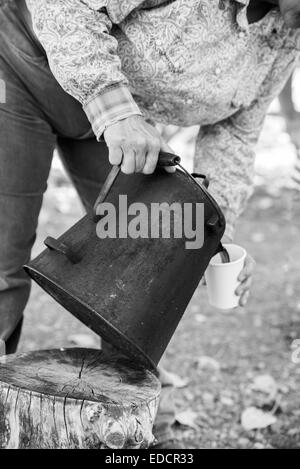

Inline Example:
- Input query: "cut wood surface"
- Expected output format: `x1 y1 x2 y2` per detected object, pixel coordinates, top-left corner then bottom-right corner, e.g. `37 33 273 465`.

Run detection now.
0 348 161 449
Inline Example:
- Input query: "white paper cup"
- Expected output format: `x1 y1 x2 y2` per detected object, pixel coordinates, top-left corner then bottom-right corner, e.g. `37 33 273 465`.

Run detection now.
205 244 246 310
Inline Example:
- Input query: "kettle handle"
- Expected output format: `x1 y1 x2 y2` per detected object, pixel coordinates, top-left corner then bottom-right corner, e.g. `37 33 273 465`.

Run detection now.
93 151 181 222
157 151 181 167
191 173 210 189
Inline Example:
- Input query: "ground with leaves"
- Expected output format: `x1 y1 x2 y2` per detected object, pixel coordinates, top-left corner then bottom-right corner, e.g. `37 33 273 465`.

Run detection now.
18 112 300 449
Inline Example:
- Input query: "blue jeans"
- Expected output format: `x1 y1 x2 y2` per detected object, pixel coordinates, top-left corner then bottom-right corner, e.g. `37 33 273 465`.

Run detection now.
0 0 175 444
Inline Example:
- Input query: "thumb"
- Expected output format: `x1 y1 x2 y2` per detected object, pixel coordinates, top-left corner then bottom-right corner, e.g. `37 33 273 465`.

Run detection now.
160 139 177 173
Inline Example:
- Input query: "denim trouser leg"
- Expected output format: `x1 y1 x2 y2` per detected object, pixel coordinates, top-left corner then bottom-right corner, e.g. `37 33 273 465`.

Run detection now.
0 0 92 347
0 58 55 345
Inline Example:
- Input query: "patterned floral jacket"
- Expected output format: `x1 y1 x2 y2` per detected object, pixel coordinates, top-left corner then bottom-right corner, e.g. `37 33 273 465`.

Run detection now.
25 0 300 239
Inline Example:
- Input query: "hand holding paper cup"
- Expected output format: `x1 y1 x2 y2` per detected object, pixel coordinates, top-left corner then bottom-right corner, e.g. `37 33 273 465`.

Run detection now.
205 244 247 310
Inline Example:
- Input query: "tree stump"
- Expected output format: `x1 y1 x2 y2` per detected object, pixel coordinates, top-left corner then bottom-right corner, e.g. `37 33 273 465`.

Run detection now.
0 348 160 449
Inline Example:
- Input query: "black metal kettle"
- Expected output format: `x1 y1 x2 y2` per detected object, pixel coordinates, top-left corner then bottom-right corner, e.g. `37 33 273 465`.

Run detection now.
25 152 225 369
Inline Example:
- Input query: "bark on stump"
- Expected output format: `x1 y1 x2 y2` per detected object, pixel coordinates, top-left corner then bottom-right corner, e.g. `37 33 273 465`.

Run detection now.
0 348 161 449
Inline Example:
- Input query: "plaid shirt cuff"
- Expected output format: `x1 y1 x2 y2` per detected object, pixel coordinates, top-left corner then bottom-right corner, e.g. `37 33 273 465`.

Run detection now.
84 85 143 140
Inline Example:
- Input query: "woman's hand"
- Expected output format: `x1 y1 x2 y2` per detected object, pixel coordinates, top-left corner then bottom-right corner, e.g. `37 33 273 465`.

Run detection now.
222 235 255 307
235 253 256 307
104 115 175 175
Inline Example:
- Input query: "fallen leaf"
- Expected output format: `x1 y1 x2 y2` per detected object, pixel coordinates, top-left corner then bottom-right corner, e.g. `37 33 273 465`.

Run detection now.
252 375 278 399
288 428 299 437
68 334 98 348
241 407 277 431
220 396 235 407
175 409 199 430
197 356 221 371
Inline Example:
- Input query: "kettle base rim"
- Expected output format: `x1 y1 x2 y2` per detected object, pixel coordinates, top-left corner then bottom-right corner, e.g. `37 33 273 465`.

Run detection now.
23 264 157 372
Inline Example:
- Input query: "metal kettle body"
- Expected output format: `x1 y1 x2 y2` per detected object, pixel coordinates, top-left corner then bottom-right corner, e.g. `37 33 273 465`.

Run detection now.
25 166 225 370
